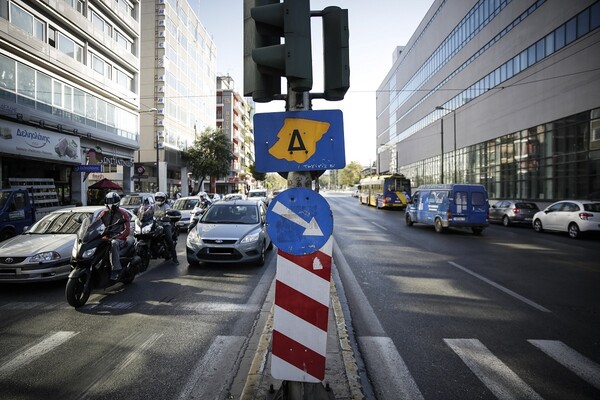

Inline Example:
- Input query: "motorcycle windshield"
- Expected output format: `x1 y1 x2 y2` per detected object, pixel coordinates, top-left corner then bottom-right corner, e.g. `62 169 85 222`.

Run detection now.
76 214 104 243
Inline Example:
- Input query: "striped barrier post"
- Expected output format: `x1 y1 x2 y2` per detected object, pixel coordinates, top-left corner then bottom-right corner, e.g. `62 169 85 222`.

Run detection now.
271 237 333 382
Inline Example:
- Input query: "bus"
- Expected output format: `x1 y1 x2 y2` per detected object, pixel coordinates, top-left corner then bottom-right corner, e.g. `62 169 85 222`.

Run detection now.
358 174 412 209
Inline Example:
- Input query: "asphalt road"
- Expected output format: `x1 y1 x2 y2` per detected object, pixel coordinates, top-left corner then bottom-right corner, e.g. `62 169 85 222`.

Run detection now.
328 191 600 400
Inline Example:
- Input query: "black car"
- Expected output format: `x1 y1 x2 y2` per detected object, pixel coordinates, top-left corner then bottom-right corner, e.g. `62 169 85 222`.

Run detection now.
489 200 540 226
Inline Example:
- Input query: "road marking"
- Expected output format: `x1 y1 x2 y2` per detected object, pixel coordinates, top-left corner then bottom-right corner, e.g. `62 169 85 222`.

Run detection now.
359 336 424 400
178 335 246 400
445 338 543 400
371 222 387 231
0 331 78 378
448 261 551 313
529 340 600 390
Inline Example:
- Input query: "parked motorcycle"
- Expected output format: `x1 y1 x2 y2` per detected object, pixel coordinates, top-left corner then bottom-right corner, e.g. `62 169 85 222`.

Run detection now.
134 208 181 271
65 214 141 308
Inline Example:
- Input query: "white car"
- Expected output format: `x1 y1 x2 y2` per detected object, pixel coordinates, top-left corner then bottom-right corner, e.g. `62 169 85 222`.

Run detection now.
532 200 600 239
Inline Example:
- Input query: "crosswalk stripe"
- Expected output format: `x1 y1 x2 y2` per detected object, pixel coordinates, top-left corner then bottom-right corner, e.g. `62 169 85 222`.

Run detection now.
445 338 543 400
0 331 78 378
359 336 424 400
529 339 600 390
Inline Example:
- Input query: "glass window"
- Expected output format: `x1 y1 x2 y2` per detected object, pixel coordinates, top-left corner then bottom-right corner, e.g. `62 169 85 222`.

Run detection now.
577 9 590 38
565 17 576 44
53 80 62 107
73 88 85 116
17 63 35 98
0 55 16 91
91 54 105 75
545 32 554 55
36 72 52 104
536 40 545 61
555 25 565 50
64 86 73 111
592 2 600 30
520 50 528 70
58 33 83 62
527 45 535 65
85 93 96 119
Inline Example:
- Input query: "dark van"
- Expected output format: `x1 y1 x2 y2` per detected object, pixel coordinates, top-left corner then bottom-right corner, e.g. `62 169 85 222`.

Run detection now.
405 184 490 234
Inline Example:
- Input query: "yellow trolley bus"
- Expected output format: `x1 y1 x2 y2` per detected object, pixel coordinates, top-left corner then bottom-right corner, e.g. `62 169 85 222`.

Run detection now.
358 174 412 209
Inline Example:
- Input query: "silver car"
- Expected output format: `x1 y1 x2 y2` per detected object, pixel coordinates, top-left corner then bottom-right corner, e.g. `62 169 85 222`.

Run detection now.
186 200 272 266
172 195 201 231
0 206 135 283
489 200 540 226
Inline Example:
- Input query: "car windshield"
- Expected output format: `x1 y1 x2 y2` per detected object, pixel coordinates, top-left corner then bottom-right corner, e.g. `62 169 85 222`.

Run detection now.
120 196 141 206
583 202 600 212
28 211 93 234
0 191 11 209
173 198 199 210
202 204 258 224
248 191 266 198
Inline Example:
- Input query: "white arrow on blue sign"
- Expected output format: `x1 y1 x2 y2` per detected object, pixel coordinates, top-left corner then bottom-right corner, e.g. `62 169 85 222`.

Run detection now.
266 188 333 255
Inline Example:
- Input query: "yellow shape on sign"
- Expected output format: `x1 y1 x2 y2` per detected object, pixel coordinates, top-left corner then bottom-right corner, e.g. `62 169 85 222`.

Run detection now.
268 118 331 163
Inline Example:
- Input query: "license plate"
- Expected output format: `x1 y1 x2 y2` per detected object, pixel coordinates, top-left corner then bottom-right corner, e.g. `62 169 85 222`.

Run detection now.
454 217 465 221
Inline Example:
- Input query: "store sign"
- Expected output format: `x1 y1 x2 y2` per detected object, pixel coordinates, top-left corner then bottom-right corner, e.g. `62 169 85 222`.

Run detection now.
0 120 82 163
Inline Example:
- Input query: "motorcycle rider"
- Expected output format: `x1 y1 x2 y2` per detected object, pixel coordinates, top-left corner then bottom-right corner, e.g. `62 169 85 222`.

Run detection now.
97 192 132 280
199 192 212 209
149 191 178 264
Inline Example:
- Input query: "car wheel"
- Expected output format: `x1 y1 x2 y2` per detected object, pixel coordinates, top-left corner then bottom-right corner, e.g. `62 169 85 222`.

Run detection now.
405 213 413 226
568 223 580 239
533 219 543 233
434 218 444 233
256 241 266 266
502 215 510 227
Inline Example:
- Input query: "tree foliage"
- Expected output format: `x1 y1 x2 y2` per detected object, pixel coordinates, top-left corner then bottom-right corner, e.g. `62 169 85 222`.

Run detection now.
248 163 266 183
338 161 364 187
181 128 232 190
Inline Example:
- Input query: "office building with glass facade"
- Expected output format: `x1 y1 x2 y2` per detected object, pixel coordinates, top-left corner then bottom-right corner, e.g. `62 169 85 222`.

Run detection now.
376 0 600 201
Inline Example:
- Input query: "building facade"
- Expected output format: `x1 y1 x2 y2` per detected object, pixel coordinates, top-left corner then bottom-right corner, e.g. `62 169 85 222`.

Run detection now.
376 0 600 201
0 0 142 206
215 75 255 195
138 0 216 198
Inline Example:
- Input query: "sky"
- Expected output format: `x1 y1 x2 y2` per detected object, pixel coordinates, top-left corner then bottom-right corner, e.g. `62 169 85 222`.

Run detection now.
193 0 435 167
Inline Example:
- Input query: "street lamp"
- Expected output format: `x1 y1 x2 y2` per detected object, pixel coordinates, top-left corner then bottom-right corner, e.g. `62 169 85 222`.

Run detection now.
436 106 457 183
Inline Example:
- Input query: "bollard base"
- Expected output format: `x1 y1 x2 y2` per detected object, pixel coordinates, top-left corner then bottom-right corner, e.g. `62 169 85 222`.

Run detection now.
266 380 335 400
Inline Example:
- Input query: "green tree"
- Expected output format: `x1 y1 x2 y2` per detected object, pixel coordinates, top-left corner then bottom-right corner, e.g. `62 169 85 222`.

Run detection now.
339 161 364 187
248 163 267 185
181 128 232 192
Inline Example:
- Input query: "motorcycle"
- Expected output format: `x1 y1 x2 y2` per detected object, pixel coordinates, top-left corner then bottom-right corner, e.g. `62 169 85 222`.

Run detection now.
134 208 181 271
187 201 211 232
65 214 141 308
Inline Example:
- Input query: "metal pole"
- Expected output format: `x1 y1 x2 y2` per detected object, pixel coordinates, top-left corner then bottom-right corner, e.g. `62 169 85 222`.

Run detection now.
440 116 444 184
453 110 457 183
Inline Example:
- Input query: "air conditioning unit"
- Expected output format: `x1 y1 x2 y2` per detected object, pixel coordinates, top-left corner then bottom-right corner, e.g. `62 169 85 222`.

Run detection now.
157 7 165 15
157 19 165 26
156 97 164 104
156 130 165 138
156 75 165 81
156 86 164 92
157 41 165 49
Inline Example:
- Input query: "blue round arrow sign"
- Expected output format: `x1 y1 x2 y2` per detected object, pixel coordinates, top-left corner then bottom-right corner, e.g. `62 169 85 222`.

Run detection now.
266 188 333 255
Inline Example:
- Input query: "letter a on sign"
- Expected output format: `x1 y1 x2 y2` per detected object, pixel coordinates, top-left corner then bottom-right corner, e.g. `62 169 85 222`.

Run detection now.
288 129 307 153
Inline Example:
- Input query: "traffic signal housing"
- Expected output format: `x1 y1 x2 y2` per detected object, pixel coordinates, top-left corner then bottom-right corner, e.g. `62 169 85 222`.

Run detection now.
244 0 313 102
322 6 349 101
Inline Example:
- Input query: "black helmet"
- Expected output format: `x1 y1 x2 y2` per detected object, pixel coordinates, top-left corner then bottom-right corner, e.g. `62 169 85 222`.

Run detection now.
105 192 121 210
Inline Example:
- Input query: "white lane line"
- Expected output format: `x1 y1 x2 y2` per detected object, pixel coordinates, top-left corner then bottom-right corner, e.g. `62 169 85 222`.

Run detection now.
445 338 543 400
448 261 551 313
371 222 387 231
178 335 246 400
0 331 78 378
359 337 424 400
529 340 600 390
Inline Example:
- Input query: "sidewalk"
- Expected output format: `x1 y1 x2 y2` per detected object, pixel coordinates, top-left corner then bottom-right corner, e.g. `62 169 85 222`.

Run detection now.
239 274 363 400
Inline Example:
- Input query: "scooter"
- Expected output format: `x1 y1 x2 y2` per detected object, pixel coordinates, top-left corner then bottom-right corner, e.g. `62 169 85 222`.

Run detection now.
65 215 141 308
134 209 181 271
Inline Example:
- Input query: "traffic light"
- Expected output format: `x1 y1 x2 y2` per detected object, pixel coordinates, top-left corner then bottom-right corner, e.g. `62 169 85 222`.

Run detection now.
243 0 312 102
322 6 349 101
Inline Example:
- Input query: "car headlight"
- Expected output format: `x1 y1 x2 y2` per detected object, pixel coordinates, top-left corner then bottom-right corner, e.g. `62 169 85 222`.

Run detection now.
240 231 260 244
187 226 200 245
82 248 96 259
30 251 61 262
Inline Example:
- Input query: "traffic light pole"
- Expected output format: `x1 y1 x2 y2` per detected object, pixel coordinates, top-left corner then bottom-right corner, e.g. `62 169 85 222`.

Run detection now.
270 87 333 400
